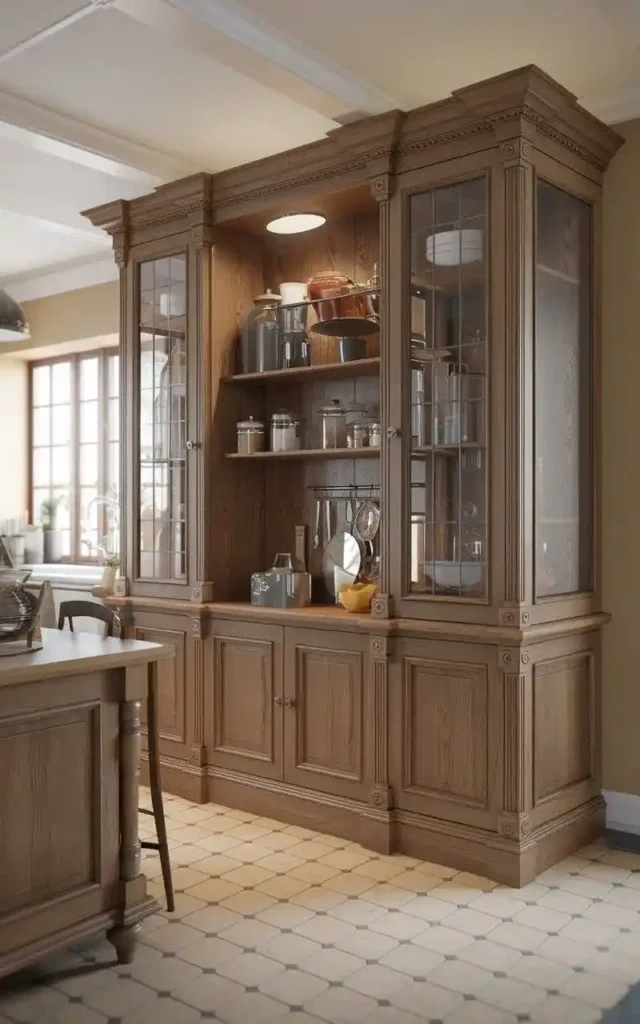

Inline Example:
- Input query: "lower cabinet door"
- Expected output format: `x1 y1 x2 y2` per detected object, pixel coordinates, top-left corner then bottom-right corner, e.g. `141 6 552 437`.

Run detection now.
134 610 191 761
206 620 284 780
283 627 369 800
390 637 502 831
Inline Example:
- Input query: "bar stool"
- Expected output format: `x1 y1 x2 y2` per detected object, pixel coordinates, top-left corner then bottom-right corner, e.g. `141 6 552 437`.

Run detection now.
58 600 175 911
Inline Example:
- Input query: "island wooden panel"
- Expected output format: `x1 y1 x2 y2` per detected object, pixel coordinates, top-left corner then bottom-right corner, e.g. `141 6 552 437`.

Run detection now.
0 705 97 917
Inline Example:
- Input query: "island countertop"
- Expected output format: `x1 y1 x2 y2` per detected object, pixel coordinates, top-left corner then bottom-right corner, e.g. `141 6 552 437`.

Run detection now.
0 627 172 687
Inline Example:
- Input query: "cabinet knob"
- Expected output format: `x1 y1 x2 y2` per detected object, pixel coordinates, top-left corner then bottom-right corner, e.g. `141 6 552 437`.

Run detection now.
186 440 202 451
386 426 400 440
283 698 296 709
274 696 284 707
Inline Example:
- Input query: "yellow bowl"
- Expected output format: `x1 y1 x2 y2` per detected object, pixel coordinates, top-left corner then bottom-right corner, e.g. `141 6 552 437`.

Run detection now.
338 582 377 613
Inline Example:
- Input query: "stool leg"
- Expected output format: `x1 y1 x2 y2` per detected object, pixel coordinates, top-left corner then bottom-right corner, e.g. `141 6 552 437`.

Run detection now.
147 665 175 912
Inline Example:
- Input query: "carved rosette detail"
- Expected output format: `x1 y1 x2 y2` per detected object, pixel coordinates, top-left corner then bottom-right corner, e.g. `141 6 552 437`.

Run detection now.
500 138 532 164
191 588 202 601
370 174 392 201
191 618 202 638
500 648 530 668
498 814 531 840
369 785 392 810
371 594 393 619
499 607 531 628
370 636 389 659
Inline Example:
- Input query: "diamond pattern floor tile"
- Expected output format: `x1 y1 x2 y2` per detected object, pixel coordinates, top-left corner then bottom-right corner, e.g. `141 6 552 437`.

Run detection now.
5 786 640 1023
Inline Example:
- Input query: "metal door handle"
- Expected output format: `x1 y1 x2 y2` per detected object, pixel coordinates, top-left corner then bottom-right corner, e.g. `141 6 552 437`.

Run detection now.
186 440 201 451
386 427 400 439
283 698 296 709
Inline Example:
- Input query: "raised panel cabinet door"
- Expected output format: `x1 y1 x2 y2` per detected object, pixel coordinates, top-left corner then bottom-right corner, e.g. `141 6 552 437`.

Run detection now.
134 615 188 758
283 627 368 800
390 638 501 830
207 620 284 780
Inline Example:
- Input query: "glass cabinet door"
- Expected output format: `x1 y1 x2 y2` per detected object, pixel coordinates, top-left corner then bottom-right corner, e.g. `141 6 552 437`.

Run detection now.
407 178 488 599
137 254 188 581
534 183 592 597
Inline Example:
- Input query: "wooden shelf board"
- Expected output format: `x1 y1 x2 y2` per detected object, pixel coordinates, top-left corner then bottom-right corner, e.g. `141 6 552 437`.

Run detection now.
224 357 380 385
227 447 380 461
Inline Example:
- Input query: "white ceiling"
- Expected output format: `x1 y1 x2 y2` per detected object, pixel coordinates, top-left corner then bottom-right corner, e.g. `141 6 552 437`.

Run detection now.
0 0 638 298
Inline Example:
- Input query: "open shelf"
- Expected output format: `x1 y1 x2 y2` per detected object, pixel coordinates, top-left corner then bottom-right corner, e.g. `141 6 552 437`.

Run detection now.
224 357 380 385
227 447 380 461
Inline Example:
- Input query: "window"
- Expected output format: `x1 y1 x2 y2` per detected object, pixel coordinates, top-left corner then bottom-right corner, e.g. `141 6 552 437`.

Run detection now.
30 350 119 561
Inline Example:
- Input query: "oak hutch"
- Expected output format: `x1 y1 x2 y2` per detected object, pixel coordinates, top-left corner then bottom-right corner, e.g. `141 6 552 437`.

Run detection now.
84 66 623 885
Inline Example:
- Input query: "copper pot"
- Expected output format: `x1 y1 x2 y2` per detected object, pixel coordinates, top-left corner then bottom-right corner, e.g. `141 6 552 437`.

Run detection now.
307 271 367 323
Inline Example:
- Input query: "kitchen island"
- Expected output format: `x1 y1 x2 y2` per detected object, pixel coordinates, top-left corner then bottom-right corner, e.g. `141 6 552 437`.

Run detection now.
0 628 171 979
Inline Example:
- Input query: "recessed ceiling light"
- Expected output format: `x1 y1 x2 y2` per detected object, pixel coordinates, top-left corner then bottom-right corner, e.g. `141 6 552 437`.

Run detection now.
266 213 326 235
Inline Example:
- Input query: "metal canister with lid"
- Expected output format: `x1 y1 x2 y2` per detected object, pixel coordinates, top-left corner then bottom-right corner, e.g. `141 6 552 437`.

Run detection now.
368 422 381 448
237 415 265 454
270 411 300 452
320 399 347 449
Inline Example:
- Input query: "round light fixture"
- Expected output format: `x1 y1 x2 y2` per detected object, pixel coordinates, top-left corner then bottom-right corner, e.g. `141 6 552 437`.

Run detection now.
0 289 29 342
266 213 326 235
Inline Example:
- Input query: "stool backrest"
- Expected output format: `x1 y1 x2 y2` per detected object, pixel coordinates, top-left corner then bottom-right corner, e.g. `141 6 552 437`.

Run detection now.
57 600 115 638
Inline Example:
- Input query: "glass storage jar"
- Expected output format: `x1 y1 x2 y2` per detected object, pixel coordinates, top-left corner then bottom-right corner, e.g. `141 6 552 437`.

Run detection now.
240 290 281 374
320 399 347 449
270 411 300 452
237 416 265 454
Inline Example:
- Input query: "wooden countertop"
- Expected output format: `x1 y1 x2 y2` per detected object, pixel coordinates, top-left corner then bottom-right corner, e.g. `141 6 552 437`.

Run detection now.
0 628 172 687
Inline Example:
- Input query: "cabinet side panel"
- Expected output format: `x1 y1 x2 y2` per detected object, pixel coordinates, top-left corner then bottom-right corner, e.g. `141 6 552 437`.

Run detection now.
533 651 594 803
135 626 186 746
403 657 489 807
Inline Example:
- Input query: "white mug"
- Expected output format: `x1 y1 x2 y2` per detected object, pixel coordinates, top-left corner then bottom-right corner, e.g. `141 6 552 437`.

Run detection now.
279 281 307 305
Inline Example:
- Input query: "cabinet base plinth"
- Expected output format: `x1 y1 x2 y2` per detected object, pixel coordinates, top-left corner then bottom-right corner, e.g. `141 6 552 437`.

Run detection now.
140 752 207 804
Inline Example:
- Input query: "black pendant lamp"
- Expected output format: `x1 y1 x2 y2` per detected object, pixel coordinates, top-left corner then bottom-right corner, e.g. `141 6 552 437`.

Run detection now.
0 289 29 342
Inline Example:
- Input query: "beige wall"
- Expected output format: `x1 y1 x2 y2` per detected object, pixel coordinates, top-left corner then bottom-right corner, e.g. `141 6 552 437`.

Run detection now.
0 357 28 524
602 118 640 795
1 281 119 356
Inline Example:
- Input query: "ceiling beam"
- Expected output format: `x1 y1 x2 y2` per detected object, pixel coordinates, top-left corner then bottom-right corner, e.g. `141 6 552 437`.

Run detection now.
114 0 397 121
0 89 195 183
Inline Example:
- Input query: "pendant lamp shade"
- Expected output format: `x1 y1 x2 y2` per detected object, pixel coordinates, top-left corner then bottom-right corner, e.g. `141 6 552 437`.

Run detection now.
0 289 29 342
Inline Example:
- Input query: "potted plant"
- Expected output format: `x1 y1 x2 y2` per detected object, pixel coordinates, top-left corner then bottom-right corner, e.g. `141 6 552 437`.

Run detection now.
40 496 65 563
100 554 120 594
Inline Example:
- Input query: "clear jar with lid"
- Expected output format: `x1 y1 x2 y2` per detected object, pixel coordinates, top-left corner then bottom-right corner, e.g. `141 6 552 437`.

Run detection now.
320 399 347 449
368 422 381 448
270 411 300 452
237 416 265 454
347 421 369 449
240 290 281 374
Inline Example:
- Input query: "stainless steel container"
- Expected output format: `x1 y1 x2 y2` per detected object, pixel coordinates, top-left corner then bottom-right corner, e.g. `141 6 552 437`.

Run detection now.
320 399 347 449
251 552 311 608
237 416 265 454
270 411 300 452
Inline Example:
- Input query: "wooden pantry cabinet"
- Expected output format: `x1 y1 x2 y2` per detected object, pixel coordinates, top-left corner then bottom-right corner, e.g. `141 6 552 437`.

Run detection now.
84 66 622 884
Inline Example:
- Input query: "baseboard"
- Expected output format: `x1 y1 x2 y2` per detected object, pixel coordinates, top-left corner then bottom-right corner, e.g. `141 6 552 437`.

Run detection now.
603 789 640 835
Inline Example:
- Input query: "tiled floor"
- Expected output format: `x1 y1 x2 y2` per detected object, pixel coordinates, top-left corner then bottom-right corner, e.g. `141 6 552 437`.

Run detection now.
2 791 640 1023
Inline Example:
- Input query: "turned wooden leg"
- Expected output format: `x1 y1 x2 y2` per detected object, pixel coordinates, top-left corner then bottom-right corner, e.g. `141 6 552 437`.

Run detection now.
107 922 142 964
120 699 142 881
147 666 175 912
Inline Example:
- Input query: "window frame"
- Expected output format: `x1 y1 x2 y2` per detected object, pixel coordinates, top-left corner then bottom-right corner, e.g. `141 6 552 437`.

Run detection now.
28 347 119 564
